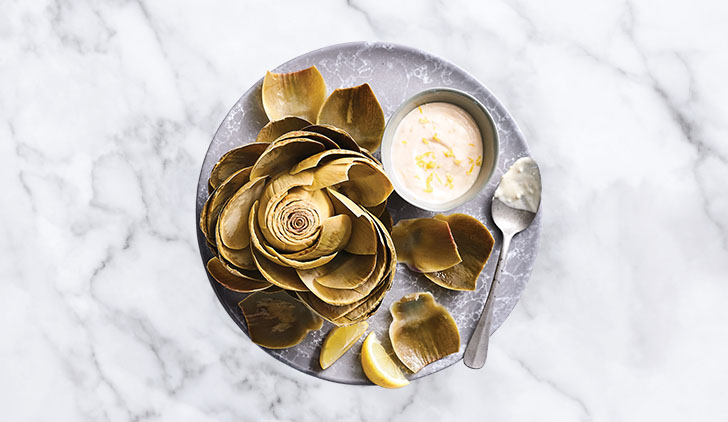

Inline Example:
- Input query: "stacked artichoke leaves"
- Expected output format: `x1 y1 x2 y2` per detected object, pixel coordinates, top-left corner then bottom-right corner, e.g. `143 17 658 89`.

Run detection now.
201 66 396 328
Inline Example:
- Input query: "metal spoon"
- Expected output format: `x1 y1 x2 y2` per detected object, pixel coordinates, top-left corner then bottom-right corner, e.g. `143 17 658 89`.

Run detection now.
464 157 541 369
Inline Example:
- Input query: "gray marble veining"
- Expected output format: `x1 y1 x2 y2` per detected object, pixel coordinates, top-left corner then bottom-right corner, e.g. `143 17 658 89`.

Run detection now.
3 0 728 420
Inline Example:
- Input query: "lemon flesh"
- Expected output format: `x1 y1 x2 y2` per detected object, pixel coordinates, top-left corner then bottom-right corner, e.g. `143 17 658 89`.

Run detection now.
360 332 409 388
320 321 369 369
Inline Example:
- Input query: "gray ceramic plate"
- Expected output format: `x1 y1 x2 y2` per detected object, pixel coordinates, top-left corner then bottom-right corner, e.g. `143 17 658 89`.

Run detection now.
195 41 541 384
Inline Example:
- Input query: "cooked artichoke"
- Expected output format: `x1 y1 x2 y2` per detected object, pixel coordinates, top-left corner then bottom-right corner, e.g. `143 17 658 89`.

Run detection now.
391 217 461 273
239 290 323 349
424 214 494 291
389 292 460 373
201 67 396 332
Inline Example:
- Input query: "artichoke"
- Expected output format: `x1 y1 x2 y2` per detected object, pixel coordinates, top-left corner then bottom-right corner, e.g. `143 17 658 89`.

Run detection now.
202 66 395 332
392 214 494 291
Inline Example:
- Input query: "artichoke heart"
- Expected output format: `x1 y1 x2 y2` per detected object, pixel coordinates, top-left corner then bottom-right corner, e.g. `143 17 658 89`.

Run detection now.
239 290 323 349
262 66 327 123
424 214 494 291
389 292 460 373
317 83 385 152
391 217 461 273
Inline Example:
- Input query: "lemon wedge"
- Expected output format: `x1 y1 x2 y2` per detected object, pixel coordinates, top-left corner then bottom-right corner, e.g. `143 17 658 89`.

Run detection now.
360 332 409 388
320 321 369 370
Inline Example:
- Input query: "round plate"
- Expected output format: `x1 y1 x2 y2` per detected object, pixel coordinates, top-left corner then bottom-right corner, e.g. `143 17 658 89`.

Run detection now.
195 42 541 384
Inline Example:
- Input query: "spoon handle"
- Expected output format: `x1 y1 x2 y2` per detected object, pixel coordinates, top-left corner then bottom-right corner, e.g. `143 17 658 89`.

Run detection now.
463 232 513 369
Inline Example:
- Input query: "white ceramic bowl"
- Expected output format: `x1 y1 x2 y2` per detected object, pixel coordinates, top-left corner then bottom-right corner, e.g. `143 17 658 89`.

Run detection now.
381 88 499 212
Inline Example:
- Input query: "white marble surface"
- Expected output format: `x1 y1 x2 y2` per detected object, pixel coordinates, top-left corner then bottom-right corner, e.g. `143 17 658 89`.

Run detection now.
2 0 727 420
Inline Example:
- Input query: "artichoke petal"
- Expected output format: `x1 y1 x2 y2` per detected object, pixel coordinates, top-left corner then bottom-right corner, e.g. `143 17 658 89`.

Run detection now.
262 66 327 123
256 117 311 143
209 143 268 190
250 137 325 180
423 214 495 291
250 246 310 291
280 214 352 261
290 149 370 175
389 292 460 373
217 242 257 271
297 260 380 306
239 290 323 349
272 131 340 150
296 291 366 323
206 257 271 292
301 124 361 152
302 251 376 290
365 200 387 218
334 160 393 207
327 188 377 255
218 176 267 250
381 208 393 234
391 217 462 273
200 166 251 245
334 270 393 324
316 83 385 152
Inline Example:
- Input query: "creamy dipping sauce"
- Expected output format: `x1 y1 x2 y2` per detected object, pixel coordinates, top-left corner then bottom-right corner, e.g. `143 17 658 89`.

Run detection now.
391 102 483 204
494 157 541 213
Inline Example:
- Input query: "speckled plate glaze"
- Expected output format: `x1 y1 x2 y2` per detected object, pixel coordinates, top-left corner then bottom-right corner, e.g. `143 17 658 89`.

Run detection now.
196 42 541 384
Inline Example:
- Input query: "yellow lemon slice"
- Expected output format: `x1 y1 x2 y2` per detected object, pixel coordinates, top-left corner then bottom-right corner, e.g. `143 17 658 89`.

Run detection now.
320 321 369 370
360 332 409 388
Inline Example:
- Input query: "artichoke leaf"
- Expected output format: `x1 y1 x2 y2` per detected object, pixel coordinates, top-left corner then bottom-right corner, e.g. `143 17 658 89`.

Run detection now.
326 188 377 255
239 290 323 349
262 66 327 123
209 143 268 190
217 241 257 271
423 214 495 291
391 217 462 273
206 257 271 292
389 292 460 373
271 131 339 150
335 270 393 324
218 176 267 250
334 161 393 207
296 291 368 323
290 149 371 175
250 137 325 180
365 200 387 218
256 117 311 143
316 83 385 152
200 166 251 245
380 209 393 234
301 124 361 152
301 251 376 290
297 262 380 306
